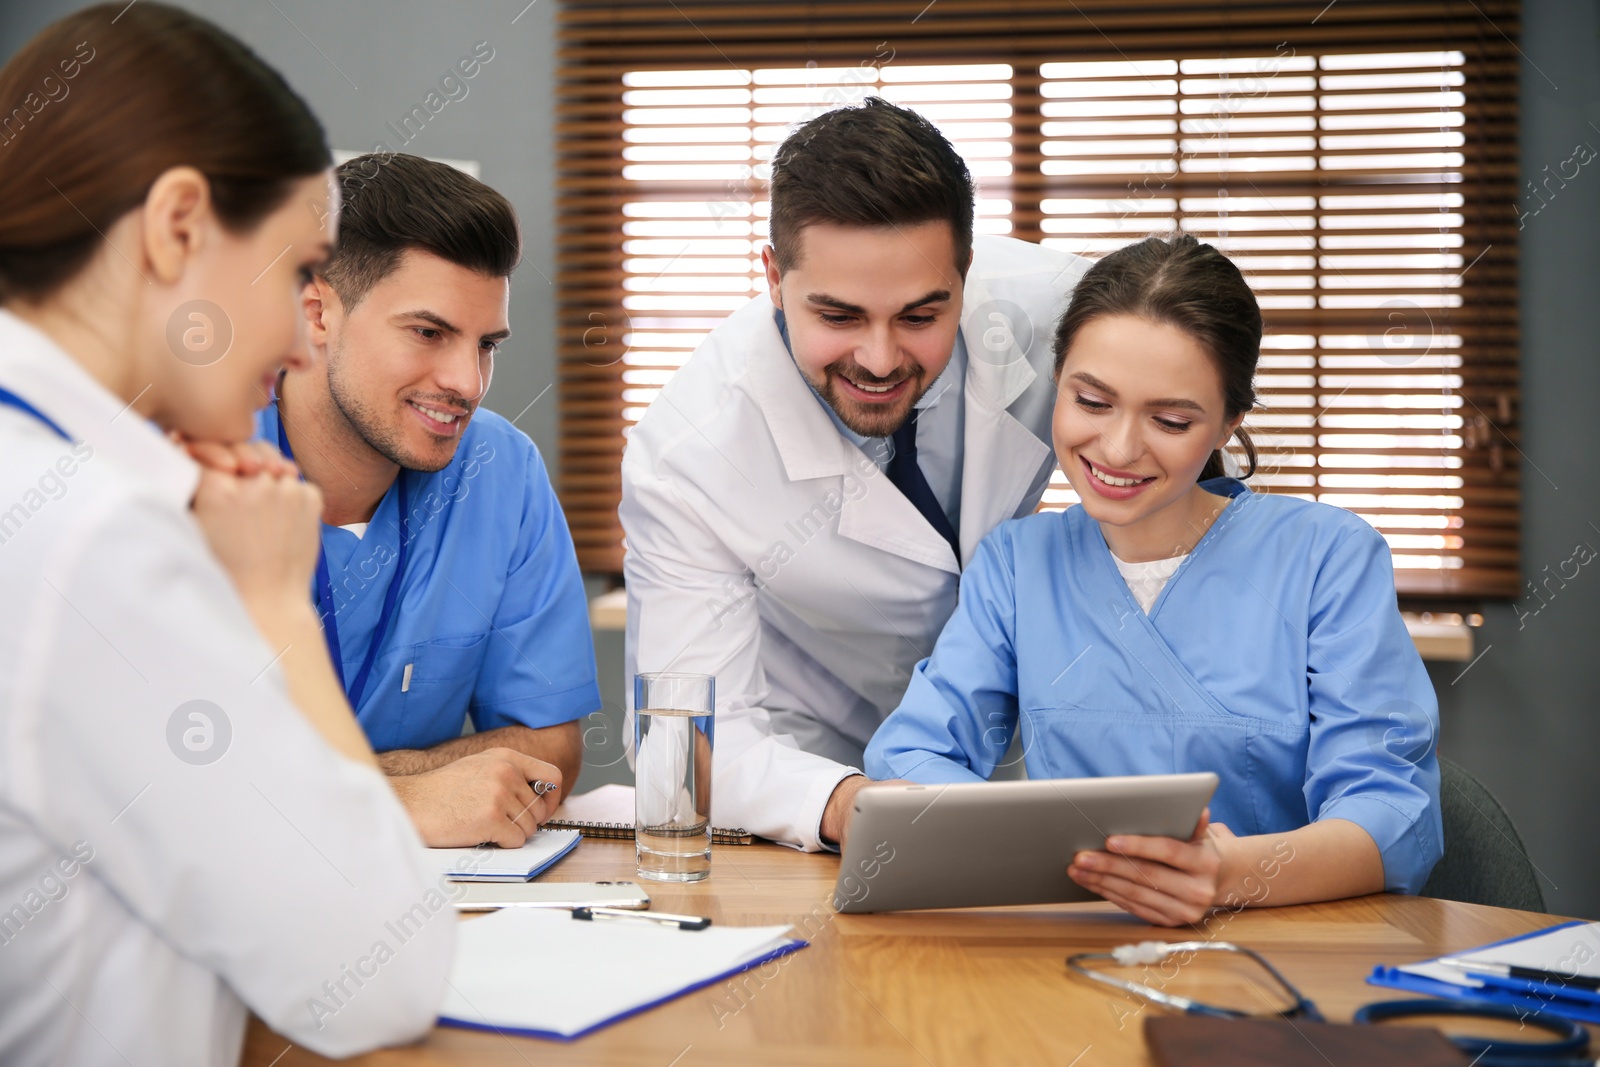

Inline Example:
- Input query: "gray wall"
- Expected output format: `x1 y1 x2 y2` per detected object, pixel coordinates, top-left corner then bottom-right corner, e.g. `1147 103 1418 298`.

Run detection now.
1425 0 1600 920
0 0 562 460
5 0 1599 912
0 0 644 785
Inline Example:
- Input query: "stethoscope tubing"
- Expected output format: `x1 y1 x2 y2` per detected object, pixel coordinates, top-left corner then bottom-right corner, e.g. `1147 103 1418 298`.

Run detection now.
1067 942 1594 1065
1354 998 1592 1066
1067 941 1324 1022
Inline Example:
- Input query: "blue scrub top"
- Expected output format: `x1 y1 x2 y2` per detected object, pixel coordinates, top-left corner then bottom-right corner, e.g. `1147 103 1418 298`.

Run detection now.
865 480 1444 894
255 404 600 752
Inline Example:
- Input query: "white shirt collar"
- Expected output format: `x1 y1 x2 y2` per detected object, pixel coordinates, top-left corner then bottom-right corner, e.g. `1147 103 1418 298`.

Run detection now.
0 308 200 508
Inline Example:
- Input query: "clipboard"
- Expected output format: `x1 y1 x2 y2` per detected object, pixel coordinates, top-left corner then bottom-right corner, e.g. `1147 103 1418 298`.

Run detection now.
1368 919 1600 1024
436 906 808 1040
440 940 806 1041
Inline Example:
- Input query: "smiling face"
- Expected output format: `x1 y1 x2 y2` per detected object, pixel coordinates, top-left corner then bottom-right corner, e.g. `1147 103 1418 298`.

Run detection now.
1053 314 1245 560
765 220 967 438
309 248 508 472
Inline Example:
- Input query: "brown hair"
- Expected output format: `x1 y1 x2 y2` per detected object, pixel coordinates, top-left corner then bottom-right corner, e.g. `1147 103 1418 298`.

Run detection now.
769 96 974 276
320 153 521 309
0 2 330 303
1052 234 1261 482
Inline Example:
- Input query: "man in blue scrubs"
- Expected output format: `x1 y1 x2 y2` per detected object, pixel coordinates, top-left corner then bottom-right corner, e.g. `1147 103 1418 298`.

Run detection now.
257 154 598 847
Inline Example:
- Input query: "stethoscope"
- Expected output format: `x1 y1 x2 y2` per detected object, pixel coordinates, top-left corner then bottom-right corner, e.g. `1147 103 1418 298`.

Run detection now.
1 382 409 711
0 386 73 442
1068 941 1595 1067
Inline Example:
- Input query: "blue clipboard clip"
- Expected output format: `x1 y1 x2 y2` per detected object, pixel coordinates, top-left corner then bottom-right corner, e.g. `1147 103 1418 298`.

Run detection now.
1368 964 1600 1025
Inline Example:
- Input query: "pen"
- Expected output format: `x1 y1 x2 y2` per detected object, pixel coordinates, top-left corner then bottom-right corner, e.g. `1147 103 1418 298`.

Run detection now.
531 779 559 797
571 906 711 930
1439 958 1600 992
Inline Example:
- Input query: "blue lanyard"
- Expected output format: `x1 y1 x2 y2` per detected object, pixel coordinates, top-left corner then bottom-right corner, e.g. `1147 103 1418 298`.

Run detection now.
274 404 409 710
0 386 72 441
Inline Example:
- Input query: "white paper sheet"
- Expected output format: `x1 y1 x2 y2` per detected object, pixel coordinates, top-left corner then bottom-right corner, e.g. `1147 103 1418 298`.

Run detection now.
438 907 804 1039
552 783 636 824
1452 921 1600 979
1398 921 1600 986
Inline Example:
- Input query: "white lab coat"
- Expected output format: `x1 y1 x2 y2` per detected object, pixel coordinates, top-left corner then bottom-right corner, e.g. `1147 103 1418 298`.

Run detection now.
0 311 452 1066
622 235 1089 850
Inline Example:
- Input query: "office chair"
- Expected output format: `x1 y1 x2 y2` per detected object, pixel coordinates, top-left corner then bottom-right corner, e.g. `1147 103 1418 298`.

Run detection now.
1420 754 1546 913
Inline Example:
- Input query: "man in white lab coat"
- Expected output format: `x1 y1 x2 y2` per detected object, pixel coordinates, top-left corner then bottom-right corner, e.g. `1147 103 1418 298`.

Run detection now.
621 98 1089 850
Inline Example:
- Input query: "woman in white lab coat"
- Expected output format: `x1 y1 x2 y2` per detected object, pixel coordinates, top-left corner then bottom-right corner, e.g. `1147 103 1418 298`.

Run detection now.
0 6 451 1064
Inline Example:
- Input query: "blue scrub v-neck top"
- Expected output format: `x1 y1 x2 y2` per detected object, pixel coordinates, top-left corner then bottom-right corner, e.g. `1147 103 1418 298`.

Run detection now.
256 403 599 752
866 480 1443 894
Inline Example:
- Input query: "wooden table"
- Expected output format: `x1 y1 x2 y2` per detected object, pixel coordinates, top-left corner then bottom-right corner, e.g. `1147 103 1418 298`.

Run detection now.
243 838 1567 1066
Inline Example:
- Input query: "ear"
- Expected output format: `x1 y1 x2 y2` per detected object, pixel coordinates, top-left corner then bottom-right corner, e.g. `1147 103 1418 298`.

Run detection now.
301 275 339 350
761 244 783 310
1217 410 1247 450
141 167 213 285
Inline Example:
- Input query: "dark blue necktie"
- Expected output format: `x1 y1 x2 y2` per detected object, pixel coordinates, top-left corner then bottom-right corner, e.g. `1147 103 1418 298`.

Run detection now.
887 417 959 559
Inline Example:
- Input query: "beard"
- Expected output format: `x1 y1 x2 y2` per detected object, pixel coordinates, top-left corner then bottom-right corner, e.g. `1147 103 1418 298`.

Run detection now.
325 334 469 474
810 359 931 439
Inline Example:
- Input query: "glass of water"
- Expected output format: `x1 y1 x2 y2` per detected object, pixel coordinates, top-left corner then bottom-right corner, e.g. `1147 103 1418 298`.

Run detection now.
634 672 715 882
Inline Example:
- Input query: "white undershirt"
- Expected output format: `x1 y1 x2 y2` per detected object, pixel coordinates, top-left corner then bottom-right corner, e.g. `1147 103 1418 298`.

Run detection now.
1111 550 1188 613
341 522 369 539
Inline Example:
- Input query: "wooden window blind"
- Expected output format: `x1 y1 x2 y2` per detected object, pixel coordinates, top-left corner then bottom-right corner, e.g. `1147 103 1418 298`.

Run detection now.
556 0 1520 598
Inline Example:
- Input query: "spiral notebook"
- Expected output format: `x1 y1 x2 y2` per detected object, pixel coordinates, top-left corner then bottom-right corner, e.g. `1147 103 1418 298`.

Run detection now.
547 784 754 845
426 828 582 881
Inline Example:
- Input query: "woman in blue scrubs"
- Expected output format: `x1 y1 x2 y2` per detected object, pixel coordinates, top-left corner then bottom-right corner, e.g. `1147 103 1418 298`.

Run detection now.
865 234 1442 927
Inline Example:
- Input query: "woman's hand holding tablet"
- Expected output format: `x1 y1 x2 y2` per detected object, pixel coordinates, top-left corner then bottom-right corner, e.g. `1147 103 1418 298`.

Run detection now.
1068 809 1233 926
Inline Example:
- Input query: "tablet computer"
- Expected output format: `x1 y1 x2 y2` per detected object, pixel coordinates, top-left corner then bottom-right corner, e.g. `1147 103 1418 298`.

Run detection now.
833 772 1218 914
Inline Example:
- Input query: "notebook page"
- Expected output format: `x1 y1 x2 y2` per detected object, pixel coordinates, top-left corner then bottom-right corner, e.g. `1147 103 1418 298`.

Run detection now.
553 783 636 824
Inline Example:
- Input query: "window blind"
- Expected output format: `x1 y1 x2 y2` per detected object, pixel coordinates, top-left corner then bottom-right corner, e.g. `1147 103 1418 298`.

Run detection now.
556 0 1519 598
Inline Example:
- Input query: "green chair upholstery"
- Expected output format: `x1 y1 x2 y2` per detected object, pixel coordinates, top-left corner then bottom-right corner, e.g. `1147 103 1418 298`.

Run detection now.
1420 754 1546 913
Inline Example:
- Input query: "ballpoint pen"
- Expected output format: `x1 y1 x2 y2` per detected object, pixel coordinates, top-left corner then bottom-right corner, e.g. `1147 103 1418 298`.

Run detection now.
1438 957 1600 992
571 906 712 930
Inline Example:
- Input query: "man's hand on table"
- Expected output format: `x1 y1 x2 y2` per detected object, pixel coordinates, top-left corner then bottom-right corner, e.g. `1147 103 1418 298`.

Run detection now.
388 748 563 848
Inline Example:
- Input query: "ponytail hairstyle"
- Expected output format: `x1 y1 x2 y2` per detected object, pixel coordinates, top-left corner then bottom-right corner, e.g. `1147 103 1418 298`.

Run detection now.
1052 234 1261 482
0 2 331 303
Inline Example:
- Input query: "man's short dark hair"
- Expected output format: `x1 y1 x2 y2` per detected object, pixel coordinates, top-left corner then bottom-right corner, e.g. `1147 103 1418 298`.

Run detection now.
322 153 520 307
768 97 975 276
